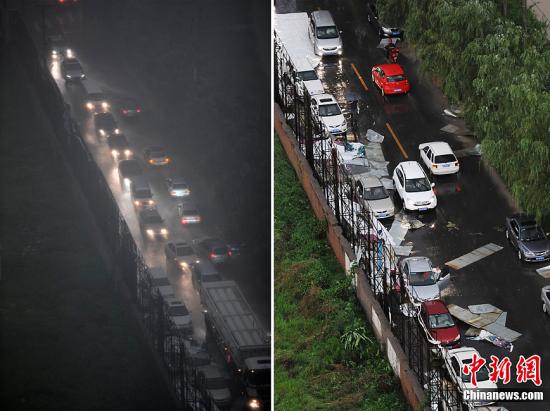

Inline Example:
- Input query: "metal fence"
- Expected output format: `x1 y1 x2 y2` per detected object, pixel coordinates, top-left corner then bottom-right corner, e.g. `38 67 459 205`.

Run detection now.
10 11 217 411
275 33 466 411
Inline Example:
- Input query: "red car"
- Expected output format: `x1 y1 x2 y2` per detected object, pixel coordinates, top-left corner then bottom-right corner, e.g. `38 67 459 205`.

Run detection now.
420 300 460 347
371 63 410 95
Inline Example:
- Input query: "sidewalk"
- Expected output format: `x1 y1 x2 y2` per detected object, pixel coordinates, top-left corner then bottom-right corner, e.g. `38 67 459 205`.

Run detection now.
528 0 550 38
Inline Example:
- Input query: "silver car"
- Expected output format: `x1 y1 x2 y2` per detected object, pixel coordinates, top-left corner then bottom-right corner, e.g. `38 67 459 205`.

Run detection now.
505 214 550 262
178 202 201 225
355 176 395 219
165 240 199 271
309 10 343 56
196 364 232 408
166 177 191 198
166 297 192 335
61 58 85 81
399 257 449 302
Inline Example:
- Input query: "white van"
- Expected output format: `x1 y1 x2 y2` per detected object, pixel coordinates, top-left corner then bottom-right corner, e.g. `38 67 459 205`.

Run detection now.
308 10 343 57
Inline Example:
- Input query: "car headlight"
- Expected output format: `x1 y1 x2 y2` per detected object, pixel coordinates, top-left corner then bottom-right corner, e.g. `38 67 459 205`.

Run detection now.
99 129 106 136
146 229 154 236
134 201 140 206
160 228 168 235
524 249 535 257
123 178 131 186
179 261 188 269
114 128 120 134
101 102 109 109
80 74 85 78
148 199 154 205
124 149 132 156
452 334 460 342
248 399 261 409
111 150 119 157
52 50 57 55
66 48 73 57
86 102 93 110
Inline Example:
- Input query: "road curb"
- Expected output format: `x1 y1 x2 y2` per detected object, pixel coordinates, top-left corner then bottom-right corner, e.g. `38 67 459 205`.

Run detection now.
275 104 427 411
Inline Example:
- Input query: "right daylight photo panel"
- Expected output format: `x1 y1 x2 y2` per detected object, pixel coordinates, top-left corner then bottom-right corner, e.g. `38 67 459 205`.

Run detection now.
273 1 550 410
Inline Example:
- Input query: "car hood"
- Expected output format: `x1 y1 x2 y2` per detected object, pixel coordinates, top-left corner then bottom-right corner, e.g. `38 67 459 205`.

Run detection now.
174 255 197 264
144 222 165 230
522 239 550 253
317 37 341 49
430 326 459 344
304 79 324 95
410 284 440 301
208 388 231 402
367 197 394 214
66 68 83 75
321 114 346 128
404 190 435 203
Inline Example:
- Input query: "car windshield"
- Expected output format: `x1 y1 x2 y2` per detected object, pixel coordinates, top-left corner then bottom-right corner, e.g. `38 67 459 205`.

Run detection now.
109 135 127 146
144 214 163 224
120 161 142 175
428 313 455 329
151 150 166 157
316 25 339 39
521 225 546 241
183 209 199 216
409 270 436 286
298 70 318 81
364 185 388 201
176 246 194 256
434 154 457 164
97 115 116 128
318 103 341 117
65 62 81 70
87 93 105 101
172 183 188 190
134 189 152 199
206 377 227 390
213 246 228 254
405 177 431 192
462 363 490 383
387 75 405 82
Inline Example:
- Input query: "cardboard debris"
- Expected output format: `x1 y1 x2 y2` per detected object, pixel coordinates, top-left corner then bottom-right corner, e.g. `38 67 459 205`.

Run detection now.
468 304 502 315
440 124 459 134
394 245 413 257
467 330 513 352
448 304 522 345
366 129 385 143
536 264 550 278
464 327 481 337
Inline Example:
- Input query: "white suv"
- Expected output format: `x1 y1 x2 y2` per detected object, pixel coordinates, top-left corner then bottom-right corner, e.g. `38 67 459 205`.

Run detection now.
393 161 437 211
311 94 347 135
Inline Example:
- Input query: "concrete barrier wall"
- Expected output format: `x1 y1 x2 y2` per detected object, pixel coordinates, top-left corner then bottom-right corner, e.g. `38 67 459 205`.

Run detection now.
275 104 427 411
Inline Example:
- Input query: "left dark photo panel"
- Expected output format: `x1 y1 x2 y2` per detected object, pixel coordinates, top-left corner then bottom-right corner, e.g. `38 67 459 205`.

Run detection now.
0 1 271 410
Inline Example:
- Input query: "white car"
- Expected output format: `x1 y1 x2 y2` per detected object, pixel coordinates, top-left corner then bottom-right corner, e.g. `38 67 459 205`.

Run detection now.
355 176 395 219
165 240 200 271
311 94 347 135
399 257 449 302
296 67 324 97
419 142 459 175
165 297 192 335
443 347 497 407
393 161 437 211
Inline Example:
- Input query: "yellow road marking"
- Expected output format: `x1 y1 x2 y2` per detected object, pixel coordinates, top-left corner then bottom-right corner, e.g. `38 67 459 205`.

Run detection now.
351 63 369 91
386 122 408 159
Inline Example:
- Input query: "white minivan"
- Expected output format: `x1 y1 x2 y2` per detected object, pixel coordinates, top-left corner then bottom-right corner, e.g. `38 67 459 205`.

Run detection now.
309 10 343 57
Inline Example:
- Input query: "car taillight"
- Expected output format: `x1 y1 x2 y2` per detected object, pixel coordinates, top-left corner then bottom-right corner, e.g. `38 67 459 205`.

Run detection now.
137 108 141 113
432 164 438 168
209 253 214 258
228 250 232 256
122 109 128 114
181 218 188 224
148 159 154 164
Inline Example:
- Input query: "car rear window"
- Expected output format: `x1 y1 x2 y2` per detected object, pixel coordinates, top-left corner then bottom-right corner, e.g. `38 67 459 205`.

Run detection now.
213 246 228 254
172 183 188 189
144 214 162 223
120 161 142 175
134 189 152 199
183 209 199 216
176 246 194 256
298 70 318 81
434 154 456 164
387 75 406 82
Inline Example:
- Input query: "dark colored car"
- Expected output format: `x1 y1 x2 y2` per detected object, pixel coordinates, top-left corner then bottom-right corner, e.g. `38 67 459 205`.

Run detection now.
107 134 132 159
61 58 85 81
85 92 110 113
366 2 404 40
420 300 460 347
117 97 142 117
193 238 231 264
93 112 119 138
118 159 143 188
506 214 550 262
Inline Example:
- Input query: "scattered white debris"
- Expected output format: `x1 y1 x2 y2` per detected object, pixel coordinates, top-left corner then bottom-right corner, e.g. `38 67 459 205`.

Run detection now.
443 109 458 118
536 264 550 278
366 129 385 143
468 304 502 315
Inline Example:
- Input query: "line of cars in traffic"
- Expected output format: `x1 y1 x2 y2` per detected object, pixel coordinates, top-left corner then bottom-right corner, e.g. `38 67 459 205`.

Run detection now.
280 6 550 408
49 36 260 409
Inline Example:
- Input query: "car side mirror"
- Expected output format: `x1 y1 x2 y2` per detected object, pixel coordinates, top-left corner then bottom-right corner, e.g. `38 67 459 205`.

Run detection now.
339 30 343 34
546 232 550 237
431 182 435 188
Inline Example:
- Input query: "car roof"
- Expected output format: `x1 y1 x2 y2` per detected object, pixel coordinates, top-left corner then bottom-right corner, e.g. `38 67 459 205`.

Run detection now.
139 208 161 219
448 347 479 362
108 133 128 142
423 142 454 155
357 175 383 188
169 177 187 184
170 240 190 248
375 63 405 76
398 161 425 179
313 93 337 104
94 112 114 119
423 300 449 315
404 256 432 272
63 58 80 64
311 10 336 26
131 175 149 187
510 213 537 226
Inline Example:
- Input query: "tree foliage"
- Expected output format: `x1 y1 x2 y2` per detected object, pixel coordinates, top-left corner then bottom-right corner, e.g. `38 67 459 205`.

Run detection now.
378 0 550 223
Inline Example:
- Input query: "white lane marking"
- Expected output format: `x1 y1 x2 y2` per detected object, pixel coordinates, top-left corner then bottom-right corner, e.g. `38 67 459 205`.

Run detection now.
536 264 550 278
445 243 503 270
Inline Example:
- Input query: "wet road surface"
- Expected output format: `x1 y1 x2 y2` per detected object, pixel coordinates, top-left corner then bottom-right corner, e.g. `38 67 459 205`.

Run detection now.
282 1 550 409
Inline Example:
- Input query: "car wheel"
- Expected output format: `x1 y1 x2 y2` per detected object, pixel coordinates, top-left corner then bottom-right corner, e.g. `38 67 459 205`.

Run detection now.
367 14 371 23
518 249 523 261
381 87 385 96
